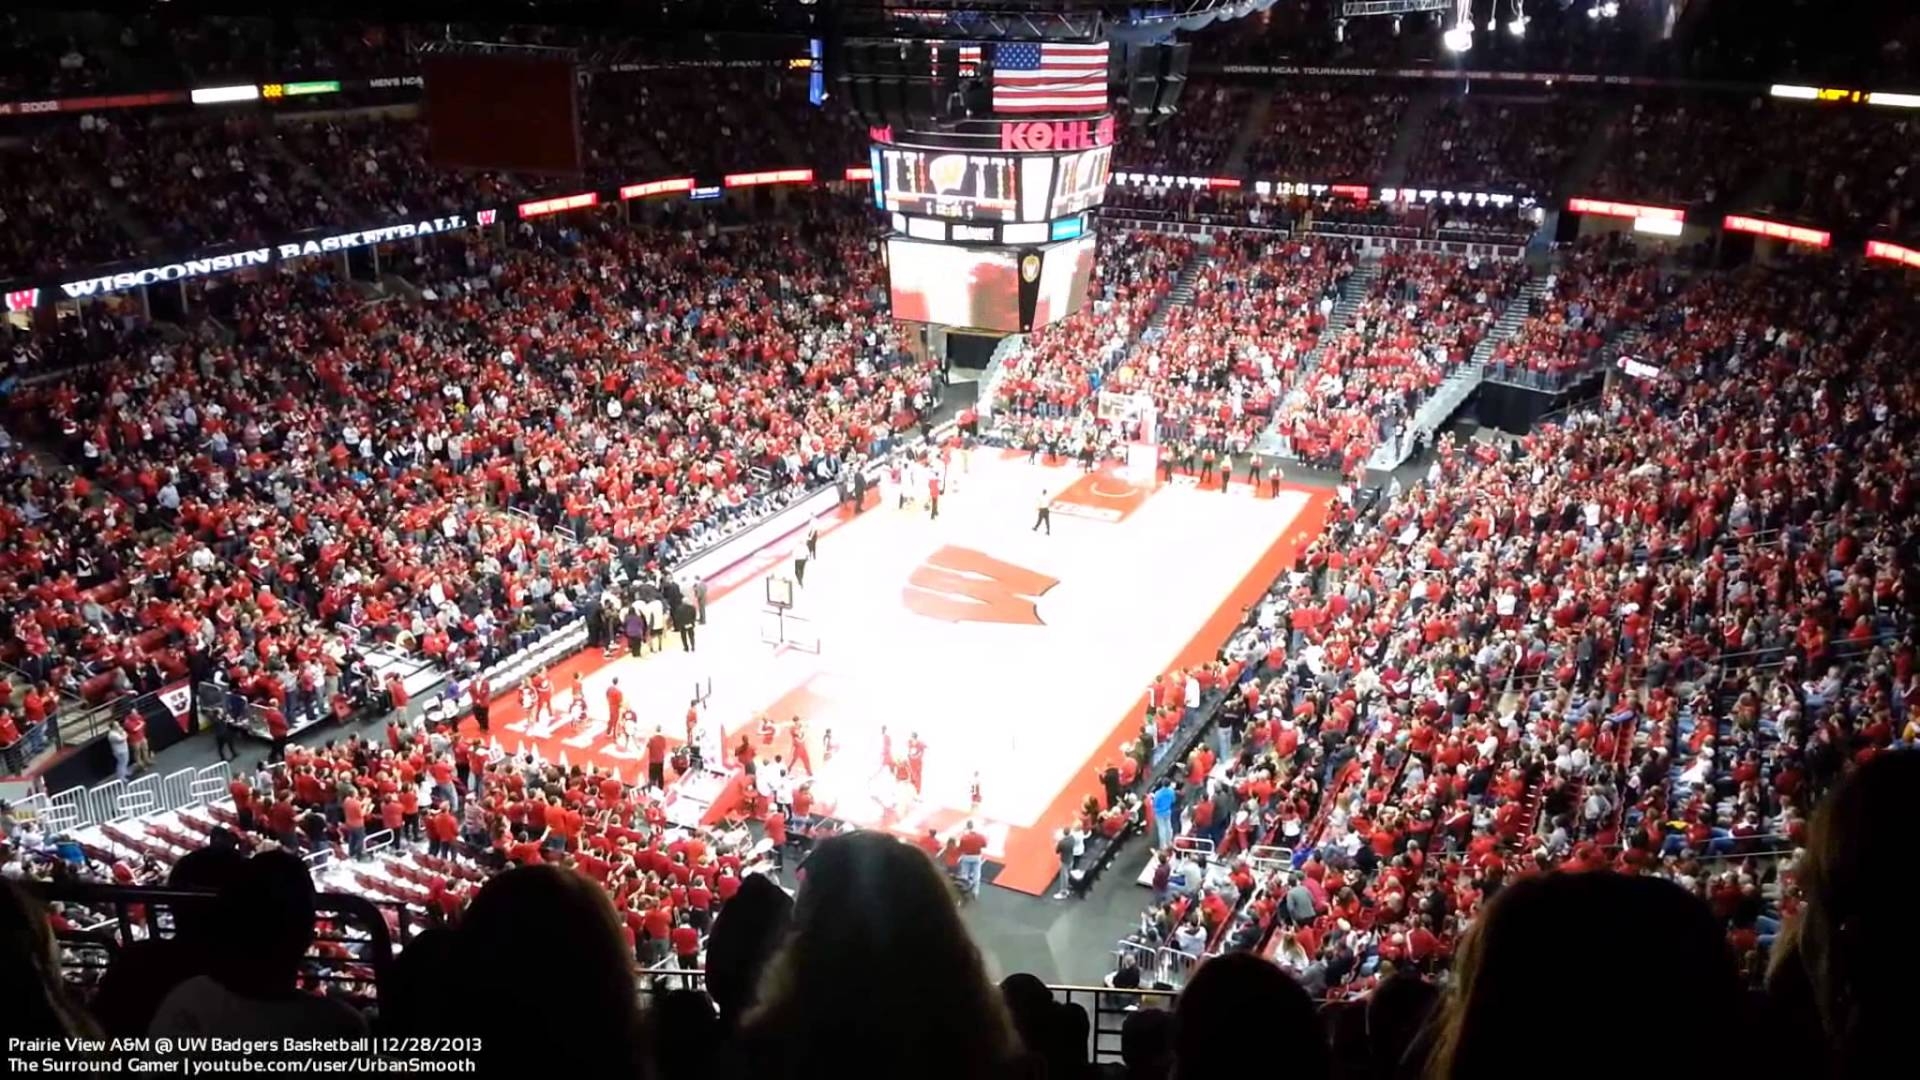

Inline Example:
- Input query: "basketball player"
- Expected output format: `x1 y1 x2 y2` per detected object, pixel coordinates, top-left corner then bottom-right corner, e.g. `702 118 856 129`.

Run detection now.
821 727 836 764
1032 489 1052 535
906 732 927 794
789 716 812 776
805 525 819 560
604 678 624 739
878 725 894 776
530 668 555 727
759 713 777 749
970 771 982 810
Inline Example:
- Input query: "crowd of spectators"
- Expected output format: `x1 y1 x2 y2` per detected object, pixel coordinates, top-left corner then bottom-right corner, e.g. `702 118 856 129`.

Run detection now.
0 190 1916 1080
0 131 144 280
2 199 932 715
1482 233 1665 386
0 12 121 99
991 229 1357 467
1113 83 1255 176
988 230 1194 451
584 70 847 182
1122 234 1354 454
1098 254 1913 1076
1402 96 1602 199
1589 93 1773 209
1276 251 1529 471
1243 82 1410 184
1765 109 1920 240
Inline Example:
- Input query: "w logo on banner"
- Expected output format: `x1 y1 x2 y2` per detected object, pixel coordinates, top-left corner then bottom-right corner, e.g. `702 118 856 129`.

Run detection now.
476 209 498 226
902 546 1058 626
158 680 196 734
5 288 39 313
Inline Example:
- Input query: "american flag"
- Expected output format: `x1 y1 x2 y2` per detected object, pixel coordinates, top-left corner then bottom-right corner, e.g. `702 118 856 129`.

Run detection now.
991 41 1109 114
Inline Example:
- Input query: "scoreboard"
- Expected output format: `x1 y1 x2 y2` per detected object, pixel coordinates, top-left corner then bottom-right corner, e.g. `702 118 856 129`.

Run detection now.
874 115 1111 334
869 116 1114 227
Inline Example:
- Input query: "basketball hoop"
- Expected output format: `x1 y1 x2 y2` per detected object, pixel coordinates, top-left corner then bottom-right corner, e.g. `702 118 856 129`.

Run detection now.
765 573 795 611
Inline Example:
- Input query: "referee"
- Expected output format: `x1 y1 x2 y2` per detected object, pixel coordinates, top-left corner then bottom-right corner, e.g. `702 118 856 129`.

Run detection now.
1032 488 1052 535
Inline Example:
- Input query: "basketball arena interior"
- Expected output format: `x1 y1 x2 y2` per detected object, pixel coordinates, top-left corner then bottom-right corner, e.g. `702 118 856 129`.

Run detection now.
0 0 1915 1075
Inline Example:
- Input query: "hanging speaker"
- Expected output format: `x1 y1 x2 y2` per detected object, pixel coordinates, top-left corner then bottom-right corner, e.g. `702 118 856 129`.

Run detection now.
1152 43 1191 122
1129 75 1159 126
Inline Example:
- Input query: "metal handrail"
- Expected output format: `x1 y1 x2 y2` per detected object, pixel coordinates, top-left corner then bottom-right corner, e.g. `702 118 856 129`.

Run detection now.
29 879 395 1001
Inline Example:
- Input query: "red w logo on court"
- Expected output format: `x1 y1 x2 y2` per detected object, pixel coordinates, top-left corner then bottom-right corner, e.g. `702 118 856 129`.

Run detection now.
902 546 1058 626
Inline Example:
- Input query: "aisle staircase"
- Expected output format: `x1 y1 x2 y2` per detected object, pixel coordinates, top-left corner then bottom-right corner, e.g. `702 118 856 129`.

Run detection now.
1220 88 1274 177
1161 250 1210 314
1124 245 1211 369
1251 257 1379 462
1362 274 1545 476
1378 89 1446 190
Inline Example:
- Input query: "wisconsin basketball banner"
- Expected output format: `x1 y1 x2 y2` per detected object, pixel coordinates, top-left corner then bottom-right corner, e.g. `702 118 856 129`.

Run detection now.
159 680 196 735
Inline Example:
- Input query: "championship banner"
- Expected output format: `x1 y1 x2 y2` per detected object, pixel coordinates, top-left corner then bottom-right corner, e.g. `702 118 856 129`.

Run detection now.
1015 247 1044 333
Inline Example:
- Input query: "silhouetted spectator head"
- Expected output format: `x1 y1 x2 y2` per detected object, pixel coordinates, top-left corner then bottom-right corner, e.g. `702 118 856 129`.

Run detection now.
1000 972 1088 1077
1366 972 1438 1079
704 872 792 1029
0 878 98 1036
745 830 1018 1080
653 989 720 1080
377 925 454 1037
444 864 642 1072
1121 1007 1173 1079
87 846 247 1036
212 849 318 994
1771 749 1919 1077
1174 953 1325 1079
167 845 247 941
1426 871 1742 1079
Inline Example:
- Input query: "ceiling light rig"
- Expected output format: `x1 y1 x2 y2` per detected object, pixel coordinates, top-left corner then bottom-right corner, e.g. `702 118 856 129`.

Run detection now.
1443 0 1475 51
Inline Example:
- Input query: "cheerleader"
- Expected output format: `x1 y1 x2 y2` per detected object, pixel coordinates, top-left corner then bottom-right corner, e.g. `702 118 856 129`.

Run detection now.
618 706 643 752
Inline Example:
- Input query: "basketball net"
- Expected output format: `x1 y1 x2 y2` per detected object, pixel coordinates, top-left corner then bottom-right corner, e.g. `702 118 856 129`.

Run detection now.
1099 390 1158 485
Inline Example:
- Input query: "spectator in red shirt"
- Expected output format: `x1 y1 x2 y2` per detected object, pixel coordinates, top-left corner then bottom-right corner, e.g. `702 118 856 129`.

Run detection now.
124 714 152 773
955 821 989 900
341 793 367 860
426 803 459 860
670 917 701 970
263 706 289 764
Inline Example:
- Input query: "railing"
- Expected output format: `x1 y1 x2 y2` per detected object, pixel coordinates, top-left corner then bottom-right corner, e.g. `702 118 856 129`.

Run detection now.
0 717 53 774
31 881 1165 1067
1482 360 1607 393
10 761 232 838
29 880 394 1006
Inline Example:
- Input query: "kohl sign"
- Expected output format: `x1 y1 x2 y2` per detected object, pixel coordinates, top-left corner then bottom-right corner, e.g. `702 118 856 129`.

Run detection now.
1000 116 1115 152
